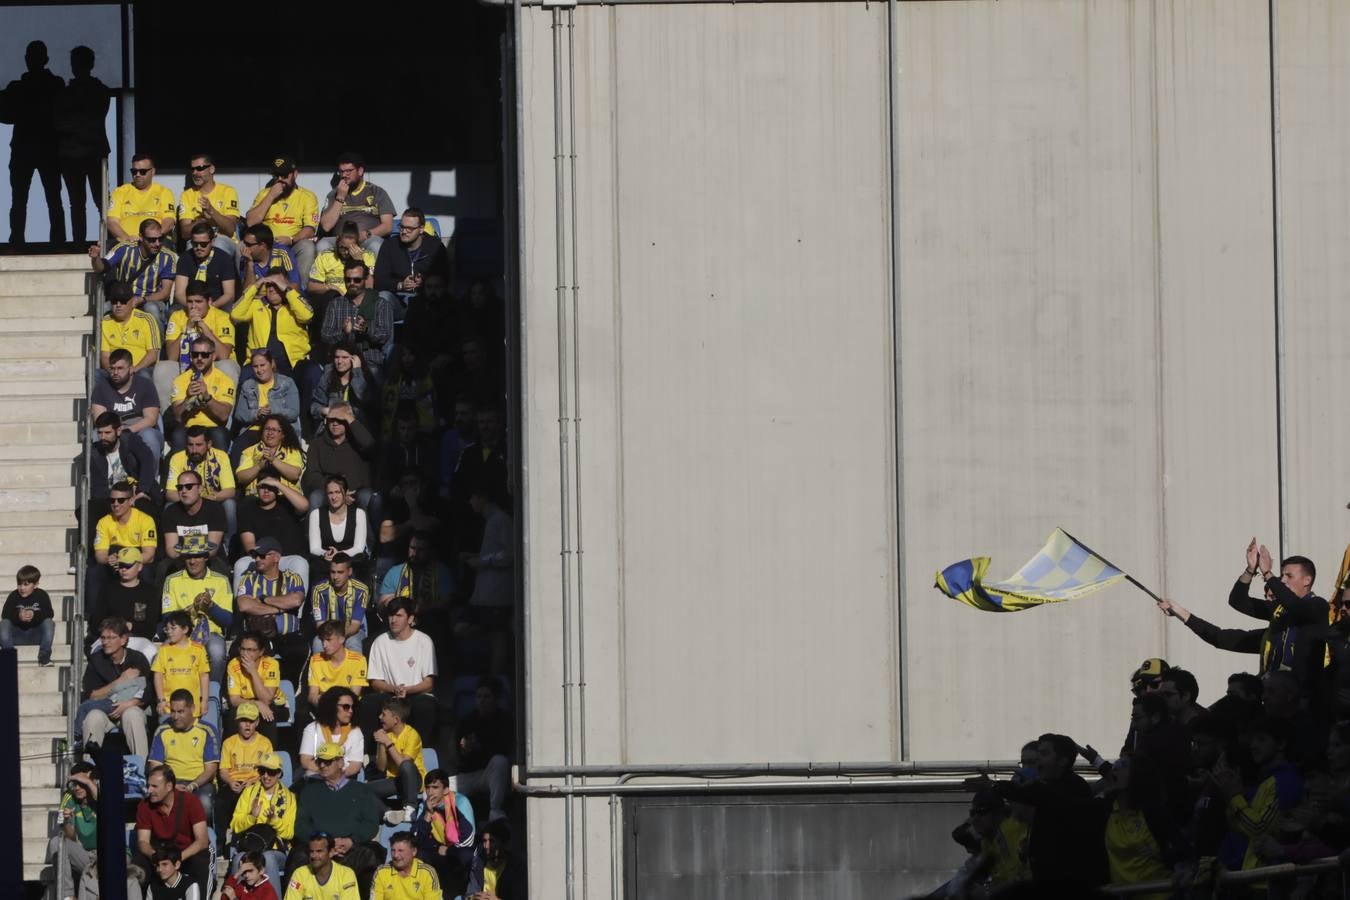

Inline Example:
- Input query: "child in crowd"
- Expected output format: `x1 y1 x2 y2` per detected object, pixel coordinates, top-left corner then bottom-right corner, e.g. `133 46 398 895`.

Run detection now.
217 702 275 851
413 767 476 894
2 564 55 666
370 696 426 825
221 850 279 900
151 609 210 722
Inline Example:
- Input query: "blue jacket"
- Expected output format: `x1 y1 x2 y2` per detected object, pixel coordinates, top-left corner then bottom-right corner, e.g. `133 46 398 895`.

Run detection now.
234 373 302 435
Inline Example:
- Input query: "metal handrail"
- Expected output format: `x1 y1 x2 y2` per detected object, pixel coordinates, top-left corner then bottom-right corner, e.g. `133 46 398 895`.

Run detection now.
1101 856 1347 896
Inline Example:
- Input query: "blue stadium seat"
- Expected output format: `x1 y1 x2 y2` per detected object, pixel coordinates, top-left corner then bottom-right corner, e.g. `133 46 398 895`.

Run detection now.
278 750 293 785
124 754 147 799
426 217 442 238
278 681 297 727
422 748 439 774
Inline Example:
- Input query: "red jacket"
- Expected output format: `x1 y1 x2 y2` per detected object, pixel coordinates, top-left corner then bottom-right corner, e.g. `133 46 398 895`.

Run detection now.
222 873 278 900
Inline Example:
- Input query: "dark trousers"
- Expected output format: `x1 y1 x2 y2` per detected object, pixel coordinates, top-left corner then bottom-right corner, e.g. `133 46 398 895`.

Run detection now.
368 759 422 810
9 151 65 243
358 692 438 759
61 155 102 242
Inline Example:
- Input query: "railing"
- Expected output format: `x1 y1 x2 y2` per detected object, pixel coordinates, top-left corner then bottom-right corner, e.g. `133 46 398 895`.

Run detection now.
1102 857 1350 897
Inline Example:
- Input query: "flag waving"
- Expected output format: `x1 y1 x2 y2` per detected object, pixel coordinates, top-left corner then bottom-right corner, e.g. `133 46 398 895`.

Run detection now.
934 528 1126 612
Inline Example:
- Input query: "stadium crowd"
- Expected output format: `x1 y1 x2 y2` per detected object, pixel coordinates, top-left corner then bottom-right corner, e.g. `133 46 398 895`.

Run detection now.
30 147 521 900
938 541 1350 898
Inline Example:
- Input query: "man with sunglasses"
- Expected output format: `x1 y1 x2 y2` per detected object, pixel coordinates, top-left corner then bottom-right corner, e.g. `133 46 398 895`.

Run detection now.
239 223 299 292
87 548 160 645
174 221 238 311
177 153 239 259
291 745 383 896
97 279 162 386
169 339 237 452
161 472 226 567
92 221 176 330
319 260 393 373
161 533 233 681
107 152 176 246
236 537 307 681
88 480 159 630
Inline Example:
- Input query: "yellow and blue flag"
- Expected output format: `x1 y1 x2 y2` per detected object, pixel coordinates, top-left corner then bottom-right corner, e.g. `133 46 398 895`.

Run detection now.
934 528 1126 612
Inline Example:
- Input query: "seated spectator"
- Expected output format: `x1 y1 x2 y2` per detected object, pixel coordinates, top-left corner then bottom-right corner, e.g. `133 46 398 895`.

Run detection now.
454 676 513 823
92 354 165 464
377 533 453 633
298 687 364 781
90 411 161 513
369 696 426 825
375 475 440 587
310 344 373 430
378 411 438 494
436 397 477 502
234 359 302 461
317 152 394 256
302 404 377 516
234 479 310 589
224 631 289 741
458 279 504 350
168 426 237 546
379 344 437 442
107 153 176 246
1216 716 1306 871
412 768 475 894
307 221 374 300
77 616 151 757
164 281 237 371
362 598 438 741
230 268 314 382
450 406 507 547
88 480 158 618
2 563 54 666
245 156 318 280
177 152 240 259
217 701 274 851
89 547 160 645
374 207 449 317
174 221 238 311
146 846 203 900
47 765 99 900
371 831 443 900
308 558 371 655
465 819 524 900
236 414 303 500
238 223 297 289
399 272 457 366
161 534 233 679
291 747 384 892
463 486 514 675
306 620 369 706
442 335 502 414
169 340 238 452
222 849 281 900
286 832 361 900
97 278 162 376
91 222 174 328
235 537 307 682
319 261 394 375
161 471 227 573
309 476 369 582
150 611 209 722
148 689 220 844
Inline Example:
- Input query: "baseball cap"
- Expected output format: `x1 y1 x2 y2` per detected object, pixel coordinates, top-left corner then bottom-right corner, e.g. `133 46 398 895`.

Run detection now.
256 752 282 773
270 155 297 175
1132 658 1169 683
315 742 344 761
177 533 212 557
234 701 260 721
114 547 141 565
252 536 283 557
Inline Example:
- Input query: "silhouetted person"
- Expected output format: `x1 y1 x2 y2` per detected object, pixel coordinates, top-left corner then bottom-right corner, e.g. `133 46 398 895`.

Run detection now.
56 46 111 243
0 41 65 243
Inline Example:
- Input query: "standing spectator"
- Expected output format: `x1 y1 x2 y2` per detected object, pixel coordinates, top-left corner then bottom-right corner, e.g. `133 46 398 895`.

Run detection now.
224 632 290 741
87 549 160 644
375 475 440 589
134 768 211 893
454 676 513 824
464 487 513 675
401 272 458 366
1158 668 1204 727
451 407 508 551
369 696 426 824
169 340 238 452
412 768 475 894
77 616 151 756
297 688 363 781
148 689 220 827
92 357 165 464
235 537 307 681
310 345 372 430
231 270 315 386
177 152 240 258
379 344 437 441
150 611 210 721
996 733 1103 885
302 405 376 514
317 152 395 255
221 850 281 900
363 598 438 741
245 156 319 280
370 831 443 899
235 479 310 588
107 152 176 245
2 563 54 665
306 621 369 709
238 224 297 290
217 701 274 851
96 275 164 374
0 40 65 243
145 847 202 900
160 534 233 679
54 45 110 243
319 260 395 375
378 413 438 494
1216 716 1306 871
291 747 384 892
47 766 99 900
174 221 238 310
164 282 236 372
308 476 370 583
308 558 371 655
465 820 525 900
160 475 227 571
234 361 303 460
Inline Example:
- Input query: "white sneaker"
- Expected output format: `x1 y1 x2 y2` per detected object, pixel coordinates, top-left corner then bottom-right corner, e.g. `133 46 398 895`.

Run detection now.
383 809 407 825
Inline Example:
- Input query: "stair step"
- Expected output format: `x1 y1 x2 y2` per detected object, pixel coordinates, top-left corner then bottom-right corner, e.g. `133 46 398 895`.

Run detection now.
22 715 72 734
0 270 89 296
0 445 80 467
0 254 92 271
0 398 84 424
0 525 76 553
22 835 50 867
0 379 85 399
0 485 78 511
0 331 87 359
0 421 78 445
0 554 73 581
20 691 65 716
0 294 89 319
0 355 85 380
20 761 59 787
17 665 62 693
21 786 60 805
2 509 77 528
19 734 64 759
1 316 92 333
17 646 73 663
22 806 54 837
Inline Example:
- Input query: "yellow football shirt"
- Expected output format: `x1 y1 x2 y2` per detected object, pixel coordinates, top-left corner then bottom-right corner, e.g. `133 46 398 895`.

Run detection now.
109 182 176 237
150 640 209 714
165 306 236 359
251 185 319 242
149 721 218 784
284 861 360 900
161 569 233 637
220 732 274 786
166 447 236 498
179 183 241 229
384 725 425 781
226 655 287 707
100 310 162 366
237 443 303 495
307 649 368 695
368 860 441 900
93 508 158 553
169 367 237 428
307 249 376 295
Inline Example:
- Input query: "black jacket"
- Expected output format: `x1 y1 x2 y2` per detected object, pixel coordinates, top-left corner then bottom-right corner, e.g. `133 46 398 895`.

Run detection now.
373 235 449 294
91 433 162 506
998 772 1105 885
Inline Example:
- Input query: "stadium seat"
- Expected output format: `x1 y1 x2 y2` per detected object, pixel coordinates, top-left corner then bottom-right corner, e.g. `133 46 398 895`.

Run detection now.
278 681 297 727
422 748 439 774
278 750 293 785
124 754 147 799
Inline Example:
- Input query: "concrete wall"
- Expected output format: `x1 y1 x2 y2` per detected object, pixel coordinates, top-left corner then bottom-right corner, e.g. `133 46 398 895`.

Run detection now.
514 0 1346 895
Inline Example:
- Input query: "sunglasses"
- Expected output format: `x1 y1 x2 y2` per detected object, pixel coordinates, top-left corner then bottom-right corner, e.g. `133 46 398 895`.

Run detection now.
109 297 130 305
190 164 211 172
176 482 200 490
336 703 354 710
189 351 213 359
241 239 260 248
130 167 151 175
115 562 137 570
344 276 365 284
190 240 211 248
109 497 131 504
142 236 163 244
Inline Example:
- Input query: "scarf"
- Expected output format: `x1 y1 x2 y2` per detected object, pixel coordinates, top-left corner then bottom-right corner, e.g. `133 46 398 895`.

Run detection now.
395 563 443 612
428 792 462 845
188 452 225 498
320 722 352 746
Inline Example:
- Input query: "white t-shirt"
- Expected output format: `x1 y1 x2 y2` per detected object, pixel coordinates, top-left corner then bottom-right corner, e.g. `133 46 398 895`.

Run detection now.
366 630 437 687
298 720 365 766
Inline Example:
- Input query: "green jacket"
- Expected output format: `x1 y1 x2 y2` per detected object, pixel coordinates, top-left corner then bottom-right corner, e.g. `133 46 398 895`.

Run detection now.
294 777 382 843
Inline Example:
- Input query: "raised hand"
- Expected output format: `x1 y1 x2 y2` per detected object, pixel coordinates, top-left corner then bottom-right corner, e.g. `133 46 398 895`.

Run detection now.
1258 545 1274 577
1246 538 1259 572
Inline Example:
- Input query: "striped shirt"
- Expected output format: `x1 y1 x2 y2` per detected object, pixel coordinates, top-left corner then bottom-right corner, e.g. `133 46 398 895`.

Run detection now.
102 244 178 297
235 567 304 636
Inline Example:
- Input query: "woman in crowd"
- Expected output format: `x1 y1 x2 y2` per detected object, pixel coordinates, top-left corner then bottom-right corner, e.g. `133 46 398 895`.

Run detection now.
227 758 294 892
236 414 304 498
233 349 302 460
224 631 290 741
310 342 371 429
297 686 364 782
308 474 369 584
48 764 98 900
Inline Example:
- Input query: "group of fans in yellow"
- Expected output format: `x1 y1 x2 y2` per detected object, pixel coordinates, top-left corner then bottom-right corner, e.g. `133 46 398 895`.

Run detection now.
30 149 522 900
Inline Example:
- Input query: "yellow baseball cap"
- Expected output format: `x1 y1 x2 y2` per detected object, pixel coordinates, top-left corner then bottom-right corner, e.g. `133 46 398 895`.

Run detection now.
256 752 282 772
315 742 344 761
114 547 141 565
234 701 260 721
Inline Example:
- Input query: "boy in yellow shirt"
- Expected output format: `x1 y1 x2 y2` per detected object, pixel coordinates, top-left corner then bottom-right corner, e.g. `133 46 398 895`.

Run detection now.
217 701 274 850
370 697 425 826
306 621 368 706
150 610 209 720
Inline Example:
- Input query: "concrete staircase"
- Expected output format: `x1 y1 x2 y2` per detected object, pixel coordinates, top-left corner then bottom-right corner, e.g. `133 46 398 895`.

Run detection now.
0 254 90 883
